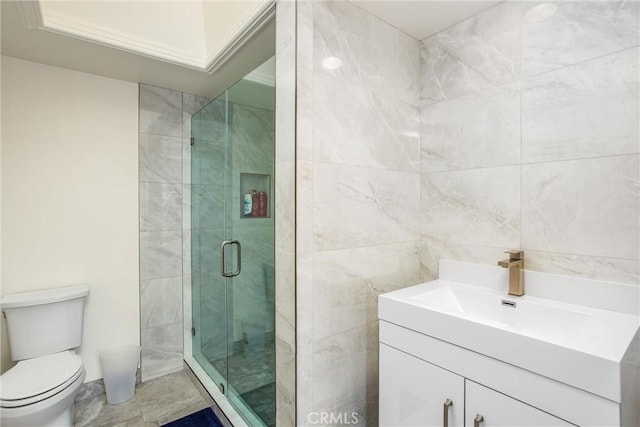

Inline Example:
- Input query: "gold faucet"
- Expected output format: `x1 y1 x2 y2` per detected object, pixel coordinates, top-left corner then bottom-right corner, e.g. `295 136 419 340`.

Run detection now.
498 250 524 296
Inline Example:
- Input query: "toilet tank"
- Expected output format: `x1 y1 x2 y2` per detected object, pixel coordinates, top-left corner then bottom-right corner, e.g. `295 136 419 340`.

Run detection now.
1 285 89 361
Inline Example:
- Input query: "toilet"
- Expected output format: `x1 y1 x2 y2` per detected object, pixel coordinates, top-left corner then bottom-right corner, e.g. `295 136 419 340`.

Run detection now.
0 285 89 427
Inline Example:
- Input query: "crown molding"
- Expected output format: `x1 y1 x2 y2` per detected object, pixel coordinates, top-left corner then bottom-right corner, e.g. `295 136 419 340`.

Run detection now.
16 1 43 28
204 1 276 74
39 11 206 69
244 70 275 87
14 0 275 73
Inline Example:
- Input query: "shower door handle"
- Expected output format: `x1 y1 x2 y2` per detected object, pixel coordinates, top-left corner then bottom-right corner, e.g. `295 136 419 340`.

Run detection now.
220 240 241 277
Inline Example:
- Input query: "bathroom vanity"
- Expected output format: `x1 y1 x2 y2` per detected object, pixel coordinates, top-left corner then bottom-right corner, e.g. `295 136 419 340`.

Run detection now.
378 260 639 427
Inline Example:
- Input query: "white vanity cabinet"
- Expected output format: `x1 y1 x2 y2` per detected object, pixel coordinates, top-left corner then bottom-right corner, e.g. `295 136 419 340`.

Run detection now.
378 319 630 427
380 342 573 427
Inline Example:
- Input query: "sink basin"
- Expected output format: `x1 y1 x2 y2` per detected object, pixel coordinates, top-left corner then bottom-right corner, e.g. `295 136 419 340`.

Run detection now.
379 261 639 403
410 283 594 344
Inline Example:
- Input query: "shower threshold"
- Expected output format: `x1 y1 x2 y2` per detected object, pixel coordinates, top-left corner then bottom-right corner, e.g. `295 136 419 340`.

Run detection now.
185 356 266 427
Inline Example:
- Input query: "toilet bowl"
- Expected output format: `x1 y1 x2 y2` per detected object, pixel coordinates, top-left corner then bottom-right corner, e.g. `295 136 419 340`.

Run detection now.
0 286 89 427
0 351 86 427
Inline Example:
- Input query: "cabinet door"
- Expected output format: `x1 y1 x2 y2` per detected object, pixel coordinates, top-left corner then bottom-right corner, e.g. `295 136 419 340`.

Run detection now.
465 381 574 427
380 343 464 427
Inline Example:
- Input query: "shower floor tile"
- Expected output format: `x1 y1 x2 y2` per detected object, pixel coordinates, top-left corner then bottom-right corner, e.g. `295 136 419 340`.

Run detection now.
239 381 275 427
209 339 275 395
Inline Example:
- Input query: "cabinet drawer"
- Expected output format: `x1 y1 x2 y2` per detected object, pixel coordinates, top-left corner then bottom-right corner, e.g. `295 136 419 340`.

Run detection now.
465 380 574 427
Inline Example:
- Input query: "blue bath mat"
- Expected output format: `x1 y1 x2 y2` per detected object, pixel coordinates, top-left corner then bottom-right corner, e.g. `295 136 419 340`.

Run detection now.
162 408 224 427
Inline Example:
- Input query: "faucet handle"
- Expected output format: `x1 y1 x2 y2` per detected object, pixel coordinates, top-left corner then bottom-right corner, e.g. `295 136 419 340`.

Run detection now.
505 250 523 260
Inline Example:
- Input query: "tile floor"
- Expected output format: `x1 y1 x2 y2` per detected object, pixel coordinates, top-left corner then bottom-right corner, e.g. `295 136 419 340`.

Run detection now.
210 342 275 395
74 370 229 427
239 382 275 427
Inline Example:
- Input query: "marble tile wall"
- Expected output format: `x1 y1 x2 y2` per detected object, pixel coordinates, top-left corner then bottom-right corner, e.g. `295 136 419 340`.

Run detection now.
295 1 639 425
420 0 640 285
275 1 297 425
139 84 210 381
295 1 422 425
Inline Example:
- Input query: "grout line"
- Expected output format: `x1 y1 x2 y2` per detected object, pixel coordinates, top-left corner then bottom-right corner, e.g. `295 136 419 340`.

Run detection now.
523 44 640 80
520 0 524 254
520 152 640 166
139 131 183 139
422 152 640 176
525 248 640 263
140 274 183 282
311 159 421 175
308 239 422 256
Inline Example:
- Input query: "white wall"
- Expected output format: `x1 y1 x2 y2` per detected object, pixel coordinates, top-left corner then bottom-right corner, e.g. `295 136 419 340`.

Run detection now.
1 56 139 381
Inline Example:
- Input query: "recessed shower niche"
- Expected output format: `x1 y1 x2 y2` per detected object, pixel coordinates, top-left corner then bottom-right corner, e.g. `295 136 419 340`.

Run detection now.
240 173 271 219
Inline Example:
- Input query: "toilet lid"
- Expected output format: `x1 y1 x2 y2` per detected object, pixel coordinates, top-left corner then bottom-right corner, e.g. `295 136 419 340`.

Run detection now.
0 351 82 401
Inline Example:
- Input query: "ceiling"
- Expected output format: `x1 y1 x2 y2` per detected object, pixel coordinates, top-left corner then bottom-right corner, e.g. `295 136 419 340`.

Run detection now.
1 0 276 98
1 1 498 97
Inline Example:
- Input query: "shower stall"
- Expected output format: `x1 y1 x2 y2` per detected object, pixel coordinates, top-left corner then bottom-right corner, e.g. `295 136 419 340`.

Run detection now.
187 66 276 426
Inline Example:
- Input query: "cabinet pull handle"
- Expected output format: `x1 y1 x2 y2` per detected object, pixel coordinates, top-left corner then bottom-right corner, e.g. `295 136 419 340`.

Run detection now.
474 414 484 427
442 399 453 427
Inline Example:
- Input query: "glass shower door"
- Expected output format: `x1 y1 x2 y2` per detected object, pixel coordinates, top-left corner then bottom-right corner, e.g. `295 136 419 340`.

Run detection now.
191 72 275 427
191 93 232 396
224 95 275 427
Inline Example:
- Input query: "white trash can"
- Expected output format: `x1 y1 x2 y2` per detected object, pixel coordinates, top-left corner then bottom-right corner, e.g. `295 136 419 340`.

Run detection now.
100 345 140 404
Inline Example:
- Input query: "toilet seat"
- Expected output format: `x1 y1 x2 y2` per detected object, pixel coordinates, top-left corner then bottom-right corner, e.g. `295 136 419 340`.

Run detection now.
0 351 83 408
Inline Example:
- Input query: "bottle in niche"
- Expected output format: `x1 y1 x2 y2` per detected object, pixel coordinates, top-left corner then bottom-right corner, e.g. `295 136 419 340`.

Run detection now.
251 190 259 217
243 194 252 217
258 191 268 217
263 192 269 216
